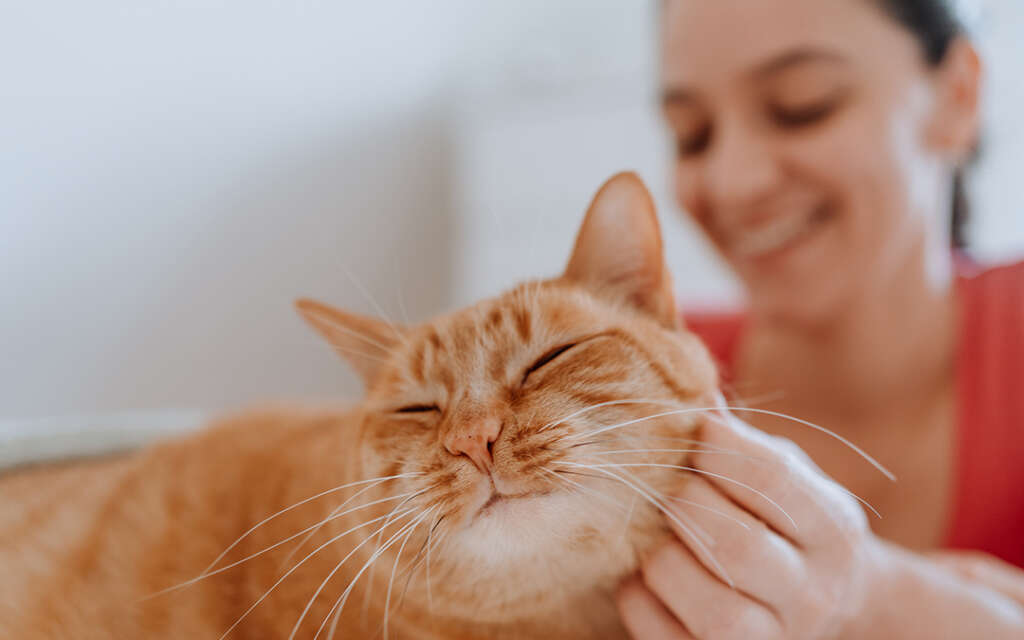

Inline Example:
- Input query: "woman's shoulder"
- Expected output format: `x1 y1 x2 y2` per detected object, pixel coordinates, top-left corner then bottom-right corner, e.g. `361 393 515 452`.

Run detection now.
958 257 1024 311
957 257 1024 356
950 257 1024 566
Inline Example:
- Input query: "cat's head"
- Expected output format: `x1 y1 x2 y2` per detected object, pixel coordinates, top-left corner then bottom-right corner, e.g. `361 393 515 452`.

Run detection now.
297 173 719 623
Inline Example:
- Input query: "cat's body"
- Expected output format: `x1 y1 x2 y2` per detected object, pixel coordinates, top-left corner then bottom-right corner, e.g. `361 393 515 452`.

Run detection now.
0 407 635 639
1 174 721 639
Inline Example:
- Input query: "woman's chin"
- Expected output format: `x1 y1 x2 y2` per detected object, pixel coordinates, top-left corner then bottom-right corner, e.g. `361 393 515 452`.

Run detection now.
747 279 852 328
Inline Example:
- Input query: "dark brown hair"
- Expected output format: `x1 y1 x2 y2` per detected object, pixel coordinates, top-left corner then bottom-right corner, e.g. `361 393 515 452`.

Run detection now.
874 0 973 248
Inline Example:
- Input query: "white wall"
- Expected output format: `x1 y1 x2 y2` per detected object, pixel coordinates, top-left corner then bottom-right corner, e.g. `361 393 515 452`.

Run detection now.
2 1 1022 423
1 2 472 418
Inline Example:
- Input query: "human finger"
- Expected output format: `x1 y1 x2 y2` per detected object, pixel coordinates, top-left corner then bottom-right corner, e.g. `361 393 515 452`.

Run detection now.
665 476 804 607
641 541 781 640
617 574 696 639
692 410 866 547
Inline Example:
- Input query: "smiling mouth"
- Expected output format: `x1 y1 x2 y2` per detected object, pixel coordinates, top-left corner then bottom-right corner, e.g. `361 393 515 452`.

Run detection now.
730 203 833 259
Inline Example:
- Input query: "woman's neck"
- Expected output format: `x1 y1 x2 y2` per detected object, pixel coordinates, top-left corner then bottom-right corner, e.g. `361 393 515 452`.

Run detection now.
737 248 958 425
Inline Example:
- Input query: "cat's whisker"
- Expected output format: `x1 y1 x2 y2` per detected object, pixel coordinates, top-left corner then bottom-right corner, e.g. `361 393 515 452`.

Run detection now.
286 508 420 640
140 490 421 601
568 463 736 590
320 508 436 640
381 508 431 640
342 265 409 346
424 514 443 615
390 512 445 620
662 495 752 531
218 507 417 640
571 406 896 482
361 485 432 619
199 472 422 578
587 447 758 461
392 254 412 326
277 479 394 573
540 467 629 514
319 318 395 354
537 398 688 433
330 343 394 365
561 461 798 532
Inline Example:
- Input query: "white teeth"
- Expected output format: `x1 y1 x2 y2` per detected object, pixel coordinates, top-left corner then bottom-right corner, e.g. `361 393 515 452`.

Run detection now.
731 211 817 258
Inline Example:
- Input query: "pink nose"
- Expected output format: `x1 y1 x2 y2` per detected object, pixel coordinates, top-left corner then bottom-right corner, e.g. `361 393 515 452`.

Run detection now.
443 418 501 472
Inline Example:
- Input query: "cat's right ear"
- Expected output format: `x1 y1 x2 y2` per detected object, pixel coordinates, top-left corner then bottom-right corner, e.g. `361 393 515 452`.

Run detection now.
294 298 403 385
563 172 679 329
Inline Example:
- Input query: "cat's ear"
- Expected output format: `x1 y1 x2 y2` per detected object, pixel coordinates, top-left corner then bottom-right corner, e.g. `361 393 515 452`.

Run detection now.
294 298 403 384
563 172 679 329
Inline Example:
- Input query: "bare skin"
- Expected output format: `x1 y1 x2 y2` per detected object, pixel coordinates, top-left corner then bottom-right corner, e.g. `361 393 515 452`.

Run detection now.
616 0 1024 637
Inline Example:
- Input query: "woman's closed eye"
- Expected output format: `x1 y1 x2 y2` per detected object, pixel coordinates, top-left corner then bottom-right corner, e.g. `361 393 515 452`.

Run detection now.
522 343 577 384
675 125 713 158
770 98 842 128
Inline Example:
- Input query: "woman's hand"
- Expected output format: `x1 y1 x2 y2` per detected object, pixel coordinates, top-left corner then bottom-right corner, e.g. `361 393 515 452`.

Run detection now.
928 550 1024 607
616 408 1024 639
616 408 884 640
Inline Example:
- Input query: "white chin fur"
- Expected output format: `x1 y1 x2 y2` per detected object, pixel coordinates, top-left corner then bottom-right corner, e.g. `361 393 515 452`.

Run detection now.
449 492 621 569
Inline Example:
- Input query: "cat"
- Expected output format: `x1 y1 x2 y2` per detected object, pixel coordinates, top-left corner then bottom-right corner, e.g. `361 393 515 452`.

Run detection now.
0 172 723 639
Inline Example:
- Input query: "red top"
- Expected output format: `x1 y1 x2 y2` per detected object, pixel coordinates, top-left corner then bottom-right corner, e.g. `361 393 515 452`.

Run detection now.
684 261 1024 567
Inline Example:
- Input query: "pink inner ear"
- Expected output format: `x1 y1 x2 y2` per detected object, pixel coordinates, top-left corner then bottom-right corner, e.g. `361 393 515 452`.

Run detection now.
294 298 403 385
564 172 678 328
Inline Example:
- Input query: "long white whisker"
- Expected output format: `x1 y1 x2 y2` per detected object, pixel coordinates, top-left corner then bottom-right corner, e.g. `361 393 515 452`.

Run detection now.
320 508 436 640
576 464 735 589
360 487 425 620
332 342 394 364
342 265 408 345
424 515 441 615
286 508 419 640
140 490 420 601
571 406 895 482
198 473 421 578
587 447 759 462
563 461 798 531
538 398 686 432
277 479 392 573
217 507 416 640
662 495 752 531
392 511 445 616
320 319 394 353
392 254 411 326
541 468 629 513
381 509 428 640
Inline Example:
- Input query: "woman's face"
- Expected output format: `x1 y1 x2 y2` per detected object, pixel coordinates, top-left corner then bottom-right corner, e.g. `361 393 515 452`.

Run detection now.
661 0 976 323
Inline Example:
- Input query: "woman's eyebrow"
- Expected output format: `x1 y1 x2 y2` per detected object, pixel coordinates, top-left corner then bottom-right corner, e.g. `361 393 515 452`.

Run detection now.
661 47 848 107
749 47 849 78
660 87 699 108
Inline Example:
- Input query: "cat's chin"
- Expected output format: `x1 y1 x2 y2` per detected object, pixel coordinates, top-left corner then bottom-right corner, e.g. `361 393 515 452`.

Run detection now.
420 489 668 625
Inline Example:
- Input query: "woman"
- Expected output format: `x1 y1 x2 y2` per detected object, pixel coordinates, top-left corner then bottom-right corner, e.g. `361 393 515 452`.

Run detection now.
617 0 1024 637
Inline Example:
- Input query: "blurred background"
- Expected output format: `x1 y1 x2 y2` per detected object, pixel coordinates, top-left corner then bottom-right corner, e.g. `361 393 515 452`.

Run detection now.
2 1 1022 455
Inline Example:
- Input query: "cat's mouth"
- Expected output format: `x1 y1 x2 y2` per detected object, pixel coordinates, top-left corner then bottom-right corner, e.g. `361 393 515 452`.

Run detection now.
475 488 553 519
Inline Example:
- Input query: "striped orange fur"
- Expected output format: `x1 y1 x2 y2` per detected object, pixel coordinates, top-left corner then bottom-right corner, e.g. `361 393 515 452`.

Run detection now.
0 173 720 639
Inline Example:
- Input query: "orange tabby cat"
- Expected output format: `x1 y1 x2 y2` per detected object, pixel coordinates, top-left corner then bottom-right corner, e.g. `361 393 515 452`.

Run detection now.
0 172 721 639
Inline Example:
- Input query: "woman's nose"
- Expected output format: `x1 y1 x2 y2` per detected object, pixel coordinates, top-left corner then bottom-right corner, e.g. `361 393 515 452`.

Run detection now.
703 121 782 212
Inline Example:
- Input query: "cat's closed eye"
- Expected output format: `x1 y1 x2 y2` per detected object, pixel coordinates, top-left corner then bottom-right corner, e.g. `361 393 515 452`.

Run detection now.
394 404 441 414
522 342 577 384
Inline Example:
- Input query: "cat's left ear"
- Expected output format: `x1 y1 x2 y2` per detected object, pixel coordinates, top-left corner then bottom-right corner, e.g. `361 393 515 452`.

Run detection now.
563 172 679 329
295 298 403 385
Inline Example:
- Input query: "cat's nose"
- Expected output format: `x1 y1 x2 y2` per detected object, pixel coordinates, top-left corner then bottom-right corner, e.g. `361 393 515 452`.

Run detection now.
442 417 502 472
